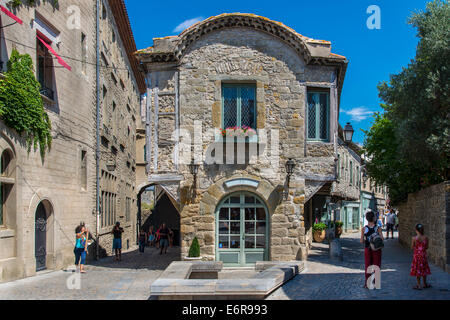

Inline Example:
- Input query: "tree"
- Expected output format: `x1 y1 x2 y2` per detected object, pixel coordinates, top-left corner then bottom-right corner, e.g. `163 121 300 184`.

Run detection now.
0 49 52 159
364 0 450 204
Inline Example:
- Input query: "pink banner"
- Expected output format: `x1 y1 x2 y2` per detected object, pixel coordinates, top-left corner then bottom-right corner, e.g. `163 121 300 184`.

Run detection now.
0 5 23 25
37 35 71 71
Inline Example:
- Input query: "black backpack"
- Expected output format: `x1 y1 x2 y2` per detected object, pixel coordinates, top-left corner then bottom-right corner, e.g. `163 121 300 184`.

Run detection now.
368 225 384 251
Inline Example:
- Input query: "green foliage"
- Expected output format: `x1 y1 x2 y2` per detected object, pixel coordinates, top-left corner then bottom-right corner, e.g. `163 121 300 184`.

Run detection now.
10 0 59 8
364 0 450 204
188 237 201 258
141 202 154 212
313 223 327 232
335 221 344 228
0 50 52 159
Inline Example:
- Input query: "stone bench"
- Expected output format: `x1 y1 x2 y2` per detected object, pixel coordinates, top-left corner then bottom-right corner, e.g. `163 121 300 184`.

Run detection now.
150 261 304 300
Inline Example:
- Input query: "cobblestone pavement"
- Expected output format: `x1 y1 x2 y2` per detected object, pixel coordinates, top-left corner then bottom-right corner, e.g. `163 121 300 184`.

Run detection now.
0 245 180 300
267 232 450 300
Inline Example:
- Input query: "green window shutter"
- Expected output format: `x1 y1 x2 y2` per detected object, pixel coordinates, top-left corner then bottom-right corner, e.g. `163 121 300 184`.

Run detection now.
307 92 330 141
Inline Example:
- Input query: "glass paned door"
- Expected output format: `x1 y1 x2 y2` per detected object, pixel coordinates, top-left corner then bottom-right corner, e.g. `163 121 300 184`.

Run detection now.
216 193 268 266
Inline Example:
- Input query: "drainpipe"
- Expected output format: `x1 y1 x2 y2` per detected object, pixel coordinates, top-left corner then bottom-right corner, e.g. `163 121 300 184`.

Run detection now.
95 0 101 261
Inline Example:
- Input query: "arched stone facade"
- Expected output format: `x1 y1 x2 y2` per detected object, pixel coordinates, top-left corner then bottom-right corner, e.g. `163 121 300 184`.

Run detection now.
137 13 347 264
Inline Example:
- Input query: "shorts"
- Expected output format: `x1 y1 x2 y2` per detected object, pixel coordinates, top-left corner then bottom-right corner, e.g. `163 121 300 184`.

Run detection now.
113 238 122 250
386 223 394 232
160 239 169 248
149 235 155 242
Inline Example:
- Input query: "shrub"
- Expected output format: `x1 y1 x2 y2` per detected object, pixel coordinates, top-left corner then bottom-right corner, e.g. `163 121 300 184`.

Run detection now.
335 221 344 228
313 223 327 232
188 237 200 258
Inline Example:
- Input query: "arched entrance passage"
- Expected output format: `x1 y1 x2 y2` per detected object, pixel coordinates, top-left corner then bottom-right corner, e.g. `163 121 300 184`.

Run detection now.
137 184 181 246
216 192 269 267
35 200 53 272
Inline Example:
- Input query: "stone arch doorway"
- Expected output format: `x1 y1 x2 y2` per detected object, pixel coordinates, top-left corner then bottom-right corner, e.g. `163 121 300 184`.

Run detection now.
215 192 269 267
137 184 181 247
35 200 54 272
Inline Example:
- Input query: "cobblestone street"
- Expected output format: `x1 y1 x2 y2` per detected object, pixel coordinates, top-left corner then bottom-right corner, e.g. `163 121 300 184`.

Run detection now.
268 232 450 300
0 233 449 300
0 245 180 300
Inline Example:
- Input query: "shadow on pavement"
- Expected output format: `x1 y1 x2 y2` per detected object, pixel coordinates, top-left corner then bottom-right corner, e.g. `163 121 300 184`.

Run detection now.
88 245 181 271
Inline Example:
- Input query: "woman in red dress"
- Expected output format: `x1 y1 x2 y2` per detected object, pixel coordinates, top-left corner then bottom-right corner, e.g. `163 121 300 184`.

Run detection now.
410 223 432 290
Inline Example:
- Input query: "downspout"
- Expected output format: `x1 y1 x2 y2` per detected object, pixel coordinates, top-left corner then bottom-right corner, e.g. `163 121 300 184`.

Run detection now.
95 0 101 261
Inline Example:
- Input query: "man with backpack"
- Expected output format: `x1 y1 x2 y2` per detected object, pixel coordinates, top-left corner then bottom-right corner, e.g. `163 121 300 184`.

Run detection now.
361 210 384 289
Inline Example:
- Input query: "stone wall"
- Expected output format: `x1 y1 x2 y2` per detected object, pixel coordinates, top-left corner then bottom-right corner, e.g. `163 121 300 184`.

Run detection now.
397 181 450 273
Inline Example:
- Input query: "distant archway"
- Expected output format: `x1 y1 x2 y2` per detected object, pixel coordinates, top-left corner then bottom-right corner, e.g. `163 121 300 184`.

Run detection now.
137 184 181 247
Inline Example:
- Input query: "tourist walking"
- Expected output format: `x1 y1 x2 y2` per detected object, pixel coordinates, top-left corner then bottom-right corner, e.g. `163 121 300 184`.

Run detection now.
411 224 432 290
148 226 155 247
361 210 384 288
112 222 124 261
169 228 174 248
159 223 170 255
138 229 146 254
74 224 89 273
386 210 396 239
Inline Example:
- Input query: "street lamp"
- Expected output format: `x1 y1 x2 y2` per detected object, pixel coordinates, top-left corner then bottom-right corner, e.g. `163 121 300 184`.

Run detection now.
283 159 296 200
344 122 355 144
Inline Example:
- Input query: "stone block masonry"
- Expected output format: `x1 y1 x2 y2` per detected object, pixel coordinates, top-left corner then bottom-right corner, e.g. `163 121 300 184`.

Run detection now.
397 181 450 273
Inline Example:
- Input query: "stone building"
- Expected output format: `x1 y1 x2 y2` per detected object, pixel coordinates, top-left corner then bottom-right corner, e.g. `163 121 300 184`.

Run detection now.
136 14 348 266
330 125 363 232
0 0 144 283
360 155 389 221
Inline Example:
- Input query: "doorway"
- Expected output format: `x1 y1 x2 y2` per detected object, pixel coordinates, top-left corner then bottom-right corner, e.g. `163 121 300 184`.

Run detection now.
216 192 269 267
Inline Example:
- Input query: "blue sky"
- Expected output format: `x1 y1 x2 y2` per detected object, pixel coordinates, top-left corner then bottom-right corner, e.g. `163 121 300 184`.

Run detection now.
125 0 428 144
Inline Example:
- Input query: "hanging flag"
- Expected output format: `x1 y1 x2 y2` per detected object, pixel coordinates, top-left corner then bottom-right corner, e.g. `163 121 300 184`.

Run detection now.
37 34 71 71
0 5 23 25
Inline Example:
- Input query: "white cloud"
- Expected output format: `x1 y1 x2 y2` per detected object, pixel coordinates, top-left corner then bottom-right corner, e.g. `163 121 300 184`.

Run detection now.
341 107 375 122
173 17 204 33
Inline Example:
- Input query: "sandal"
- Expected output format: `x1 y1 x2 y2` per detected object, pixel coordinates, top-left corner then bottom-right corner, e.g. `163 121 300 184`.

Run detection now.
413 285 422 290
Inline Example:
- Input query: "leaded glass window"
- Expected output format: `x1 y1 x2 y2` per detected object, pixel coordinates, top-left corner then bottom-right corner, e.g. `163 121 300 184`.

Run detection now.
307 92 330 141
222 84 256 129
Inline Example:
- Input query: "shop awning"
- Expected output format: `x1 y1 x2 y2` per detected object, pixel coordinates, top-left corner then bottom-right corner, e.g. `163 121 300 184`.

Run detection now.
0 5 23 25
37 34 71 71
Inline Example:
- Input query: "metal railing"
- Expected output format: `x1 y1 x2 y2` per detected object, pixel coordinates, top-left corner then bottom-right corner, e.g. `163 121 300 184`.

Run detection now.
40 85 54 101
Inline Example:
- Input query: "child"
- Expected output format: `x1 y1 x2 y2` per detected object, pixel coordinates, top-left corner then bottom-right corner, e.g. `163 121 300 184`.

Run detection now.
410 224 432 290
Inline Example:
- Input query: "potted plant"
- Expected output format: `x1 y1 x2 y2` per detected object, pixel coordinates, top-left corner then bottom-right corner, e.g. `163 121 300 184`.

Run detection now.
184 237 202 261
335 221 344 238
313 223 327 243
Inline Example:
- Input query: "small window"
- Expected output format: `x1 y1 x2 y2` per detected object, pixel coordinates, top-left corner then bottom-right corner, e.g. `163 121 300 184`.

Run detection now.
101 52 109 67
81 33 87 74
307 91 330 142
102 4 107 19
350 161 353 185
111 73 117 85
80 150 87 190
222 84 256 129
112 31 116 43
